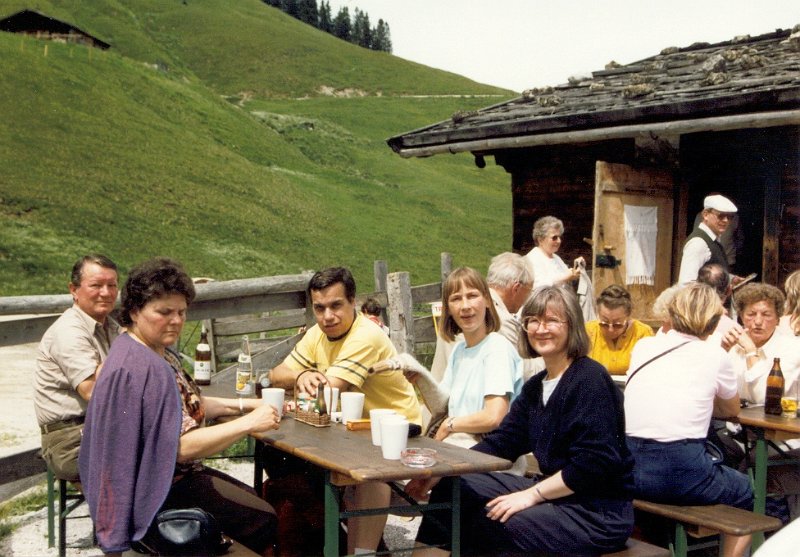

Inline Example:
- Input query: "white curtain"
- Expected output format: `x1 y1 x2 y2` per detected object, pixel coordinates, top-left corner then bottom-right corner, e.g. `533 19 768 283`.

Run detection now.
624 205 658 286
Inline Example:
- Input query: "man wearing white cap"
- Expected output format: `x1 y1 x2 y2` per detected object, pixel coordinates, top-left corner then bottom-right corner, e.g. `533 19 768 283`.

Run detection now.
678 194 739 284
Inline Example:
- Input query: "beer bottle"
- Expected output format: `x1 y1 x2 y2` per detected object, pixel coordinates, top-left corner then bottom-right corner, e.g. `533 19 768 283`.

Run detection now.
764 357 784 416
194 328 212 386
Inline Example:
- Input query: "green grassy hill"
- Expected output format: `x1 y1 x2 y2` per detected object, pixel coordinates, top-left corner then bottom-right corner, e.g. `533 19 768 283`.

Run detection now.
0 0 516 295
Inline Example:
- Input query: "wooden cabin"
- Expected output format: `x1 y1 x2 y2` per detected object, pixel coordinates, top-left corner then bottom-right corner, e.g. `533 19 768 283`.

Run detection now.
0 9 110 49
388 26 800 320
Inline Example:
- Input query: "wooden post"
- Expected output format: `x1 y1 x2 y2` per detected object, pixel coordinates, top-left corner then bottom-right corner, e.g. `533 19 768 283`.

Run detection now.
387 272 414 355
203 319 218 374
440 253 452 283
762 179 781 286
373 260 389 325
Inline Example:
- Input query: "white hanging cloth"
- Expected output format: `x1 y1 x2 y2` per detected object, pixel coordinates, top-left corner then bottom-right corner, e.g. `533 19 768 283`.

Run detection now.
624 205 658 286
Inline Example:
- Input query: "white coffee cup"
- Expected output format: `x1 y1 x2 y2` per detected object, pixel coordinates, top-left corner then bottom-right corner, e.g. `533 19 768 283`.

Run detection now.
339 392 365 425
323 385 340 414
380 416 409 460
261 387 285 417
369 409 397 446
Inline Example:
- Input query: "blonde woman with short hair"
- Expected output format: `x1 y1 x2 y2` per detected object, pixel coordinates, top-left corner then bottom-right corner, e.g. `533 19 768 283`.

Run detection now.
625 283 752 557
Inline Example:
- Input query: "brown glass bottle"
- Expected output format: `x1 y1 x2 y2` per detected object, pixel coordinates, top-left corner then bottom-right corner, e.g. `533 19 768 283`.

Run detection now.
194 329 212 386
764 357 784 416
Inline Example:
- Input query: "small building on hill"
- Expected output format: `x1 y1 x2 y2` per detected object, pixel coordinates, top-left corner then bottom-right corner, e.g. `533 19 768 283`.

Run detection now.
387 26 800 320
0 9 110 49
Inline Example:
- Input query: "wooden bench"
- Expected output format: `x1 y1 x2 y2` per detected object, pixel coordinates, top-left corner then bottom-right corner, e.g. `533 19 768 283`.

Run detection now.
633 499 782 557
603 538 670 557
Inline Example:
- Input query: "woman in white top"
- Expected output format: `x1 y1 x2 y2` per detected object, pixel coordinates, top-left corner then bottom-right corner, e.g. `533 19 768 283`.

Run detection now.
525 216 584 288
721 283 800 404
404 267 523 448
625 283 752 557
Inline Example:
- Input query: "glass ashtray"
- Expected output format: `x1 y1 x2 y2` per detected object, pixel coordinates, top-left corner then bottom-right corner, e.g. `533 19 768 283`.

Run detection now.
401 447 437 468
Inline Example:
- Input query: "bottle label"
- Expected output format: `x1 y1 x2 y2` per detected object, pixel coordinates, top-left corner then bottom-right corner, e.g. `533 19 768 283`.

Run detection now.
194 361 211 381
236 370 253 395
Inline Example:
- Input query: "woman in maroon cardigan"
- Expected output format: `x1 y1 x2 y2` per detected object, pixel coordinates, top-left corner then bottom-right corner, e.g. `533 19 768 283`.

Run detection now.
79 258 280 556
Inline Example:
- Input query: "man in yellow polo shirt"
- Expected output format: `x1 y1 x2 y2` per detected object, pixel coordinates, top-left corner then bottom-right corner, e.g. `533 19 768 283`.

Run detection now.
271 266 420 554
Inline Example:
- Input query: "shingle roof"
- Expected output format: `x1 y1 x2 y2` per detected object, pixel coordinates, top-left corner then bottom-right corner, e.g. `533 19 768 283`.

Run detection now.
388 26 800 156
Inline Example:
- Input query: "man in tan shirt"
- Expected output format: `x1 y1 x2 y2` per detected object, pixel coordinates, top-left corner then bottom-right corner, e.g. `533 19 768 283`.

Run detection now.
34 254 120 481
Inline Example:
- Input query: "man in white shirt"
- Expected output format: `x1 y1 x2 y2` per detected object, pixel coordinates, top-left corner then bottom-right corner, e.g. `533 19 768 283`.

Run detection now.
678 194 738 285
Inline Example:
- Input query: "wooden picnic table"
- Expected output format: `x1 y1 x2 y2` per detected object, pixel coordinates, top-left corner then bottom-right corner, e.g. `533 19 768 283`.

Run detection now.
734 404 800 551
252 416 512 557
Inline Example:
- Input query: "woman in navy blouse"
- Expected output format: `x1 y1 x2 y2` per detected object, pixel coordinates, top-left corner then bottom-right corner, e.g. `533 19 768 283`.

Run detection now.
408 285 634 556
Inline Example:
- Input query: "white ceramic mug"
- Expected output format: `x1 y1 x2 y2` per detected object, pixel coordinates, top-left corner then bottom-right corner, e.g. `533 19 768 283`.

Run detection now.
380 416 409 460
339 392 365 425
369 409 396 446
323 385 340 414
261 387 285 417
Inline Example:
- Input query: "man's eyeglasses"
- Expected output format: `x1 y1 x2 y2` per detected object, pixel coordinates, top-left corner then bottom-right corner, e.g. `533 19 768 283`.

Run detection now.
599 321 627 330
522 317 567 332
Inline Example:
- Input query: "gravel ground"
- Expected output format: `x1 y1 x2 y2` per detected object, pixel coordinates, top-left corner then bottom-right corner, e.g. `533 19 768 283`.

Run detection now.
0 342 419 556
0 460 420 556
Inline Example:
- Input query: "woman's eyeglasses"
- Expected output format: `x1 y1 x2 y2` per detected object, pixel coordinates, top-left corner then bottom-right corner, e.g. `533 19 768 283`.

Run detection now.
599 321 627 330
522 317 567 332
548 235 561 241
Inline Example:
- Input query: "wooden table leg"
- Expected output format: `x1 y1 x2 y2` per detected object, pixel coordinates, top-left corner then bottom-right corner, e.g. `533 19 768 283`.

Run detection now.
451 478 461 557
253 442 264 495
751 432 768 551
324 470 340 557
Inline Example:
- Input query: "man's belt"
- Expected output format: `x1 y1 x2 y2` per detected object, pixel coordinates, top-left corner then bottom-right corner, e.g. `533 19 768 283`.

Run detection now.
40 416 84 434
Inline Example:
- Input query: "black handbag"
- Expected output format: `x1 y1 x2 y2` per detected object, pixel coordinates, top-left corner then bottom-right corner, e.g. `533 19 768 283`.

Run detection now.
132 508 232 556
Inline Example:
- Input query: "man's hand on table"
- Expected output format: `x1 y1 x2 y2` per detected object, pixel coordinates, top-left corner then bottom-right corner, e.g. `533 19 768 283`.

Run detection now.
296 370 328 397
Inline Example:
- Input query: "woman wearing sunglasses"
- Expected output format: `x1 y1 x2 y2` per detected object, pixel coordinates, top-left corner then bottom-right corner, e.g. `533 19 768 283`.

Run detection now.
585 285 654 375
525 215 585 289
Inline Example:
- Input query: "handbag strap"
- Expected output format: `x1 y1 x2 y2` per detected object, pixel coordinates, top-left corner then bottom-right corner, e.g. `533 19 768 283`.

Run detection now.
625 340 691 387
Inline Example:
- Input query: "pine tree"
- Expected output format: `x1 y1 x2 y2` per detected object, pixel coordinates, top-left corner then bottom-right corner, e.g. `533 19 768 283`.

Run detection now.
317 0 332 32
297 0 318 26
283 0 300 18
332 6 351 41
352 8 372 48
372 19 392 52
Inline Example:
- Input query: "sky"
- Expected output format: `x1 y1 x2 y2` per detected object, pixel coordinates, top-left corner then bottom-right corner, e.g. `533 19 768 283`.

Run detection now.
327 0 799 92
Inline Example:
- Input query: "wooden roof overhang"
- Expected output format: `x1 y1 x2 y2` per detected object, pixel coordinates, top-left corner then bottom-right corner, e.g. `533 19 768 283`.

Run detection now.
387 27 800 158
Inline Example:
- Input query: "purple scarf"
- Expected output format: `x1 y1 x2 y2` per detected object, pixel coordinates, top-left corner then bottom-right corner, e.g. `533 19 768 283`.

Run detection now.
79 333 182 553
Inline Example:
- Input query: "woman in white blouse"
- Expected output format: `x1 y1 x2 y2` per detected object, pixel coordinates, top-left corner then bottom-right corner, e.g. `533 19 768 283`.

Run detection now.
525 216 584 288
625 283 751 557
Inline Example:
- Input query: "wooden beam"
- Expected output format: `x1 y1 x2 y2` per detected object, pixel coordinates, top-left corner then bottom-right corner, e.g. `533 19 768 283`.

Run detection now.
0 314 58 346
395 109 800 158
